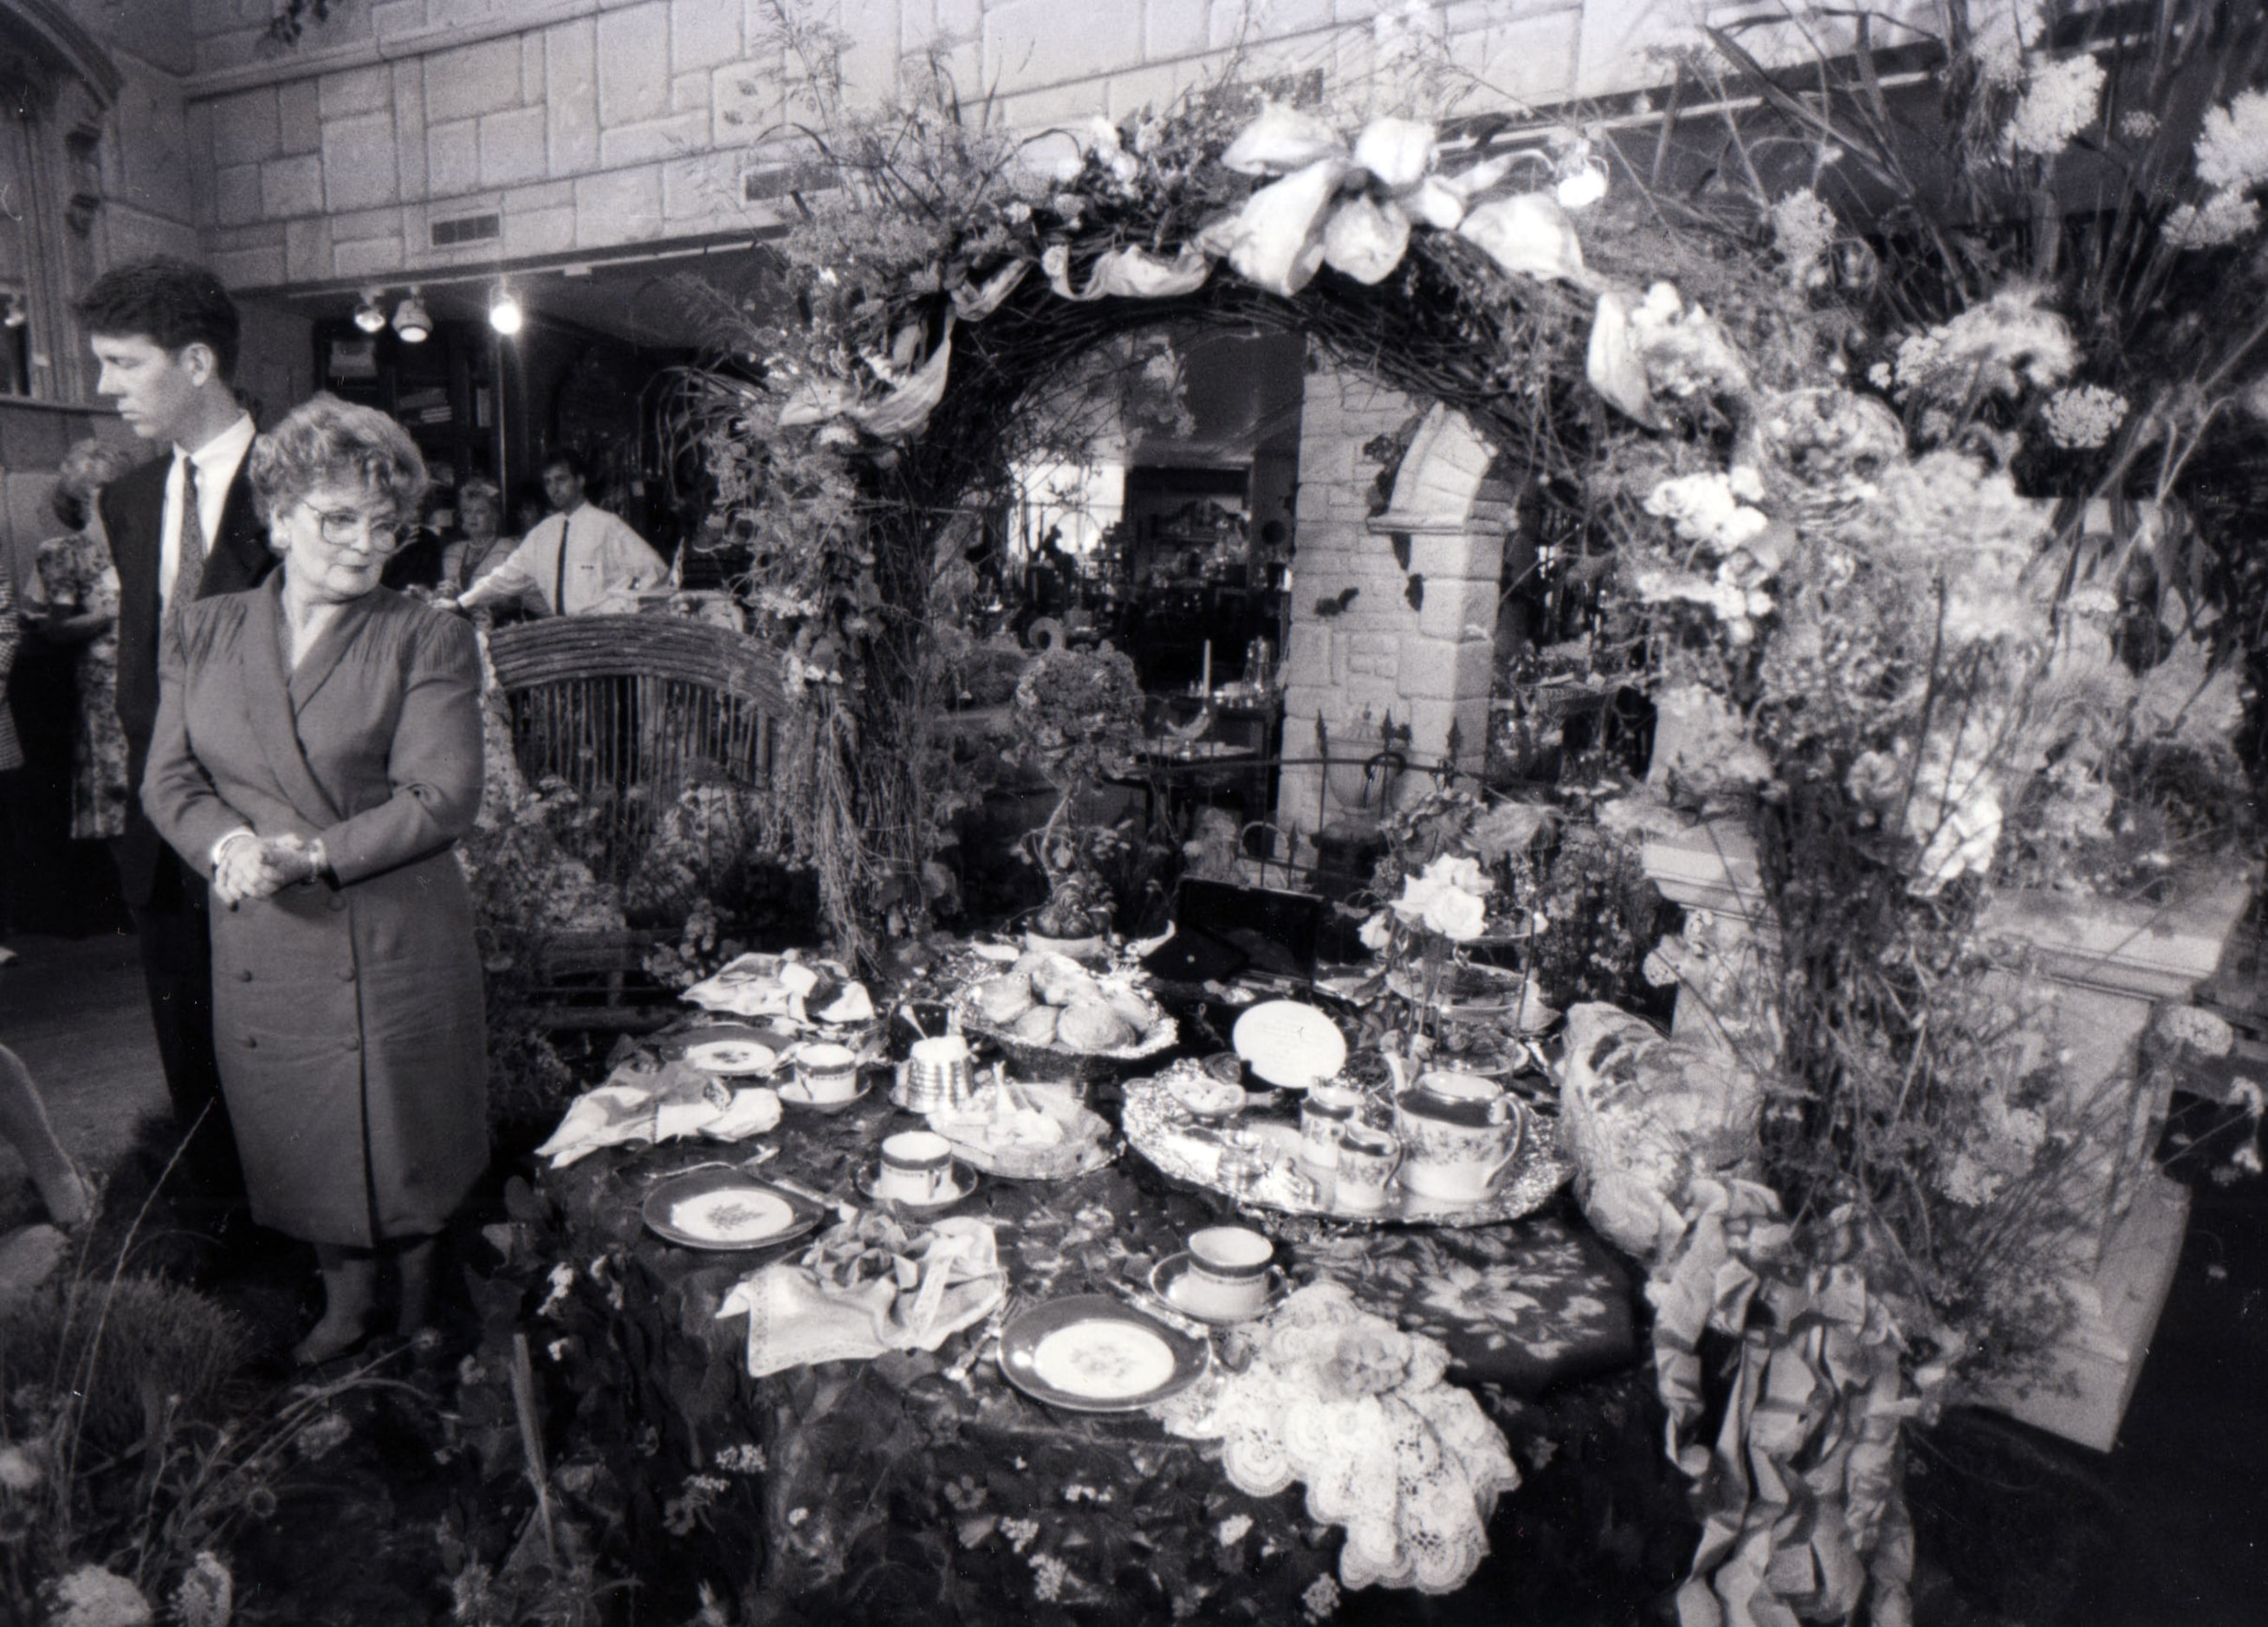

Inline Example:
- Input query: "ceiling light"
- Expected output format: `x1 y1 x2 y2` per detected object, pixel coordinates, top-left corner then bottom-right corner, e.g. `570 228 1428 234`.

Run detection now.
488 285 523 336
0 294 25 329
392 291 431 343
352 289 387 333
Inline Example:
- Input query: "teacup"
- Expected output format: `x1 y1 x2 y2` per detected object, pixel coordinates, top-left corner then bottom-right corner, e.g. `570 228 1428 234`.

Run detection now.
1298 1085 1360 1168
1335 1125 1402 1211
876 1130 956 1202
1179 1226 1274 1319
794 1042 860 1103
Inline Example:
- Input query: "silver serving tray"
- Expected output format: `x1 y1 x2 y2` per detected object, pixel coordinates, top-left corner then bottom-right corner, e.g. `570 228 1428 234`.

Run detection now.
1118 1077 1571 1228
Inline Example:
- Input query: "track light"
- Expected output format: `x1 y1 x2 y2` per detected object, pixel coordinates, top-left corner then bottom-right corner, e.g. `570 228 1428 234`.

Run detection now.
488 285 523 335
353 289 387 333
392 291 431 343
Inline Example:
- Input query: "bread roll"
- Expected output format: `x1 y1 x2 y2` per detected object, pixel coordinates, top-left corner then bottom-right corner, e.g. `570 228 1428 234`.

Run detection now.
1057 1000 1135 1053
974 975 1036 1025
1102 986 1155 1034
1010 1005 1060 1045
1033 957 1098 1008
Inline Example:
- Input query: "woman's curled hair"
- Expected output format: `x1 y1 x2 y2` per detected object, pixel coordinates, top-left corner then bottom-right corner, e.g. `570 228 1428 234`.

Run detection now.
51 439 140 531
248 392 426 531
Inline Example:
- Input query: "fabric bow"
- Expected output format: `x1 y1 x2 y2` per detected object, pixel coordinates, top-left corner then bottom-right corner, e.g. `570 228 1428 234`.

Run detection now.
1194 107 1588 297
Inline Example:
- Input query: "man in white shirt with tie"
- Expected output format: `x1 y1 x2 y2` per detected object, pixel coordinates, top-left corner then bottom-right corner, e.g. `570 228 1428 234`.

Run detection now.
76 257 276 1222
445 449 667 618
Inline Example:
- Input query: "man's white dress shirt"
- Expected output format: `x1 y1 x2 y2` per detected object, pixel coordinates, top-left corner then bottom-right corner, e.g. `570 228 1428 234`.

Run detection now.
456 502 668 617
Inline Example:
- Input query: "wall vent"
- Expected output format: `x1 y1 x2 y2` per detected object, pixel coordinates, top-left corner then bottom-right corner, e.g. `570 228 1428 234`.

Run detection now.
742 162 833 204
431 211 502 247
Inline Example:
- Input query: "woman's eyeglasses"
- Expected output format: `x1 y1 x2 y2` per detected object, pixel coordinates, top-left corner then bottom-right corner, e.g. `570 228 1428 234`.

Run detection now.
305 503 408 554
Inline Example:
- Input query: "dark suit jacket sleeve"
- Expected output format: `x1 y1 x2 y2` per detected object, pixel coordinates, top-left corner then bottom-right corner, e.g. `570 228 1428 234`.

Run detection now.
100 468 163 767
318 613 485 886
140 615 254 877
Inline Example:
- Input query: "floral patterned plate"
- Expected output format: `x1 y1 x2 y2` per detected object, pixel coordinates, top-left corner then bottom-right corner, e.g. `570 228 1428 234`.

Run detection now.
642 1170 828 1253
997 1294 1210 1413
683 1039 782 1077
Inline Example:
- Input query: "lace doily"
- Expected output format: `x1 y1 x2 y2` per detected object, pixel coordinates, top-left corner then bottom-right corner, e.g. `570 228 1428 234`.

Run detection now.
1152 1282 1520 1593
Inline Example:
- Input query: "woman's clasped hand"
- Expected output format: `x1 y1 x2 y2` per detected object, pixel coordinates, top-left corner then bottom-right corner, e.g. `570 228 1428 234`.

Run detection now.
209 829 321 906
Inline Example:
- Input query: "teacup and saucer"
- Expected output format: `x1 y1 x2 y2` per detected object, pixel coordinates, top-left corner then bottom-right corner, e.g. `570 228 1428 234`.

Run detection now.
856 1130 977 1212
1155 1225 1282 1323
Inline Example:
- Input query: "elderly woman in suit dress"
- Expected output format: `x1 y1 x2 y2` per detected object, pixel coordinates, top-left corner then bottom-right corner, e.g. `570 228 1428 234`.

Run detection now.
143 393 487 1363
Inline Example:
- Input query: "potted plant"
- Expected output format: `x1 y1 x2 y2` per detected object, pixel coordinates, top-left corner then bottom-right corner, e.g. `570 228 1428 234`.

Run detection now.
1010 645 1146 957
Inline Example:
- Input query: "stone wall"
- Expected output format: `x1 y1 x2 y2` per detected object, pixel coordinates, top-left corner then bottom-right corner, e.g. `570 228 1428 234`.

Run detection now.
1274 366 1507 856
166 0 1830 292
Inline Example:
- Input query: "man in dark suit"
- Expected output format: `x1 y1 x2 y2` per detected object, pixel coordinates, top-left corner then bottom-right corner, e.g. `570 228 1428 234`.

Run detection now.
75 258 275 1216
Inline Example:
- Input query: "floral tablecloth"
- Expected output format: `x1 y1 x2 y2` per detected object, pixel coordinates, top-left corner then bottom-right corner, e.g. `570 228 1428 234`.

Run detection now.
499 1051 1652 1623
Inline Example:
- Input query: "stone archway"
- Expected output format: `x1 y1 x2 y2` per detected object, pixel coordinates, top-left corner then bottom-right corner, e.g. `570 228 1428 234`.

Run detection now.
1277 386 1517 856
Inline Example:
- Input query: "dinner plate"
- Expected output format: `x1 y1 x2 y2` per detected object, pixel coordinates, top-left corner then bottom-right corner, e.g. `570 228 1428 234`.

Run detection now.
641 1169 826 1252
1150 1253 1288 1326
1231 1001 1346 1089
774 1074 877 1115
682 1038 781 1077
997 1295 1209 1413
853 1158 981 1215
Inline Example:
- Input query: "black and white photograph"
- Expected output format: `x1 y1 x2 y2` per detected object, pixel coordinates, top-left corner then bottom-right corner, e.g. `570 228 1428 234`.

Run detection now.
1 3 2263 1624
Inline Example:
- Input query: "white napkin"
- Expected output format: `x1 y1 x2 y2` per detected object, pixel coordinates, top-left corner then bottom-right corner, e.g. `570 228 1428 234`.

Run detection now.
534 1064 782 1167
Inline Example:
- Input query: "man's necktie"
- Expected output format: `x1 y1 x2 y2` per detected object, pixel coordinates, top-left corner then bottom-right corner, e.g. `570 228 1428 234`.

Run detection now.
166 456 204 635
551 516 573 616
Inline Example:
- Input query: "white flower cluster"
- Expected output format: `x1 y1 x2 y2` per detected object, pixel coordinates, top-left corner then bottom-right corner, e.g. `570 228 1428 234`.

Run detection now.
2168 88 2268 250
1636 469 1784 644
2005 53 2104 156
1970 0 2046 89
1629 282 1752 400
2194 87 2268 190
1770 188 1837 289
1893 284 2076 402
2042 384 2129 449
1906 742 2006 895
1631 566 1773 646
2164 189 2261 250
1940 1092 2048 1207
2119 110 2160 140
1379 853 1494 942
1644 470 1770 550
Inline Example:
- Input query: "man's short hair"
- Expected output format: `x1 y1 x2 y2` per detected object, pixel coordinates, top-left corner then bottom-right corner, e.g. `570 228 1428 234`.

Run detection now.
74 257 242 381
541 447 587 482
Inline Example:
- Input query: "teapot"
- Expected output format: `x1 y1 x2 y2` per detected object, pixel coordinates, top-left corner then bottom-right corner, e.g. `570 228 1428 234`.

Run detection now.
1391 1070 1526 1202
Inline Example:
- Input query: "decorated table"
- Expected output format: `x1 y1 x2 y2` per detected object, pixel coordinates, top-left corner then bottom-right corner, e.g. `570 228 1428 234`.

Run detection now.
494 949 1674 1624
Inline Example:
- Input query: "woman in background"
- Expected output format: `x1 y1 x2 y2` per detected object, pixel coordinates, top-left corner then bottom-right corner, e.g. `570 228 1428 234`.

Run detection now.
437 475 515 595
143 393 488 1364
26 440 141 843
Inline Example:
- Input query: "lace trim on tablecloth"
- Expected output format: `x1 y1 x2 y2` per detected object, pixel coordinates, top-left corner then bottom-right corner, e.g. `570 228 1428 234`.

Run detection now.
1151 1281 1520 1593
